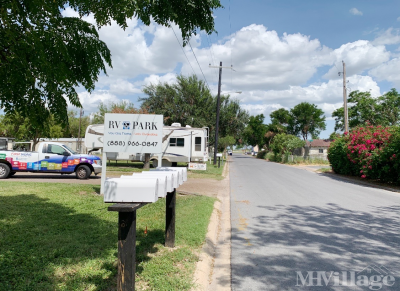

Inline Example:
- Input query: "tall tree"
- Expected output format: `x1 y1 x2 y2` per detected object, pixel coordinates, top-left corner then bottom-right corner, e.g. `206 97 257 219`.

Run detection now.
0 112 63 147
0 0 222 129
242 114 267 148
288 102 326 140
92 101 148 124
141 74 249 144
332 89 400 132
65 110 91 138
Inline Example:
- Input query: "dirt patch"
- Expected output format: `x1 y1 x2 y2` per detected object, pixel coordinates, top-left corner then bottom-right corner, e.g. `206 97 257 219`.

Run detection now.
178 178 223 197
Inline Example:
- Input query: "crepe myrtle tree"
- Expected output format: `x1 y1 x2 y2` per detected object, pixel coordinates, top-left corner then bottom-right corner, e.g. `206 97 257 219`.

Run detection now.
0 0 222 130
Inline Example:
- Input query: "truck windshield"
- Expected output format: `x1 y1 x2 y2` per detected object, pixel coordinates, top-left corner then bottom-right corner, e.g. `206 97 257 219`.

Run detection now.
62 145 77 154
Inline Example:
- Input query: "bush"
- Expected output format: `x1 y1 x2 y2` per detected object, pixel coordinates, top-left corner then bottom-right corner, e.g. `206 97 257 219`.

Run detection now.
256 151 268 159
328 137 358 175
328 124 400 184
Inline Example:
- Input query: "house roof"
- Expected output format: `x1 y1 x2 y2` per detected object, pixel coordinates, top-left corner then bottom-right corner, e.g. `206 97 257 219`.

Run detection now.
306 139 332 147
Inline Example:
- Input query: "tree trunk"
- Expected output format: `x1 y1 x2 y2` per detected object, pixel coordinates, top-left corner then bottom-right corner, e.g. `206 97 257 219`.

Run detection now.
143 153 151 169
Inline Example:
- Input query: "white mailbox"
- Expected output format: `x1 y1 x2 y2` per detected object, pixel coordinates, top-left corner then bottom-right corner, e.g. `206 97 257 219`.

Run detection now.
104 178 158 203
151 167 185 185
120 175 167 198
154 167 187 182
137 172 177 191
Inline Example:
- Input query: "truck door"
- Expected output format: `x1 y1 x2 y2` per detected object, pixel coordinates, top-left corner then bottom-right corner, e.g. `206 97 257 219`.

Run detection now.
38 144 69 172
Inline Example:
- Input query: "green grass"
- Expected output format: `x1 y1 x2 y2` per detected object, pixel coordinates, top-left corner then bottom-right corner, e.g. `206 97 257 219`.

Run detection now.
265 152 329 165
0 182 215 291
179 162 225 180
105 161 150 172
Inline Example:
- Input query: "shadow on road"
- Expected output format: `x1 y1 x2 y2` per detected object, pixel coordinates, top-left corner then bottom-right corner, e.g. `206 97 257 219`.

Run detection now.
231 203 400 290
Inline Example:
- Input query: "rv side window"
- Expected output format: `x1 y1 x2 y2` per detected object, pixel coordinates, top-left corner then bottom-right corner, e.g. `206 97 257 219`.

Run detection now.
195 137 201 151
170 138 184 147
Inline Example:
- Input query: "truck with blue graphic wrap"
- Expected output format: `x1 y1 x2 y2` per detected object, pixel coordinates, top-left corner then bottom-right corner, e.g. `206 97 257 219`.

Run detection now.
0 141 102 179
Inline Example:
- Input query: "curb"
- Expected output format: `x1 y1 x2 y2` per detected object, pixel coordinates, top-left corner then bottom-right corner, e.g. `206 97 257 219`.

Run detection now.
191 157 231 291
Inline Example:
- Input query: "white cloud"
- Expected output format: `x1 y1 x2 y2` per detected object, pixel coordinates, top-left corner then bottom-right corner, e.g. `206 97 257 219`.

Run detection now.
238 75 380 119
397 17 400 21
143 73 177 86
182 24 332 91
349 8 363 16
240 104 284 118
72 91 121 113
369 57 400 85
372 28 400 46
323 40 390 79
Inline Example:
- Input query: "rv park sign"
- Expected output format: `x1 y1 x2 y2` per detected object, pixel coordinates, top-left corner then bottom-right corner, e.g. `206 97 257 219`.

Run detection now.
104 113 163 154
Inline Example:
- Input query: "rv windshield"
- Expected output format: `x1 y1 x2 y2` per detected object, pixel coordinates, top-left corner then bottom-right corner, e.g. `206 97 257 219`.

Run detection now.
62 144 77 155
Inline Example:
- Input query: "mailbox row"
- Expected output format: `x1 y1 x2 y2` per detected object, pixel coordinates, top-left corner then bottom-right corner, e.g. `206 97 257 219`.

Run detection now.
104 167 187 203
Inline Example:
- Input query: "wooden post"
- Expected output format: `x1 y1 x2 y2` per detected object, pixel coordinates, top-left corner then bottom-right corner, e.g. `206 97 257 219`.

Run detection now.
108 203 148 291
218 157 221 168
165 189 176 247
118 211 136 290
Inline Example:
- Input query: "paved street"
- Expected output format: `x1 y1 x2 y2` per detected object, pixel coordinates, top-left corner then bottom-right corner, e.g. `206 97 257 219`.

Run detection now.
230 154 400 290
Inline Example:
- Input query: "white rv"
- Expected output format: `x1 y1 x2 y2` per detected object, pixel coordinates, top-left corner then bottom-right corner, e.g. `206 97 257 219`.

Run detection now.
84 122 209 167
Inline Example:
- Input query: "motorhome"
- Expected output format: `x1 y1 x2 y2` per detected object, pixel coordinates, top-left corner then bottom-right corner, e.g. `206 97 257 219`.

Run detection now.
85 122 209 167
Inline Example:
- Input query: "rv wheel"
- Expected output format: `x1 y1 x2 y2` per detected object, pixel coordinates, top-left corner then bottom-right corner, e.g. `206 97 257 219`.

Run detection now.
0 163 10 179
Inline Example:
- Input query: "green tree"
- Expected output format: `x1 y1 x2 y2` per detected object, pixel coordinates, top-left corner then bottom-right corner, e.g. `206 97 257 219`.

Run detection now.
1 0 222 129
288 102 326 140
141 74 248 144
242 114 267 148
270 133 305 156
333 89 400 131
0 112 63 147
270 108 291 129
218 135 235 152
92 101 148 124
65 110 91 138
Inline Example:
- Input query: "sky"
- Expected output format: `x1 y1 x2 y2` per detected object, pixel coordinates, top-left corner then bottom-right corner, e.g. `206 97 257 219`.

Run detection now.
64 0 400 138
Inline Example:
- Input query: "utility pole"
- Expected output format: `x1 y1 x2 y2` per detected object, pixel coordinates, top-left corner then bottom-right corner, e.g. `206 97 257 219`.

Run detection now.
342 61 349 132
209 62 237 165
214 61 223 165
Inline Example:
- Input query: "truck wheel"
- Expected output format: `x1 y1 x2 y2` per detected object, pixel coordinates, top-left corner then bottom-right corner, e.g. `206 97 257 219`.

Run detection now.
0 163 10 179
76 165 91 180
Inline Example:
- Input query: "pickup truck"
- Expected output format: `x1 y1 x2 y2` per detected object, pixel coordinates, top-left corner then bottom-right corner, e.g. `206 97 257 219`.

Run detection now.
0 141 102 179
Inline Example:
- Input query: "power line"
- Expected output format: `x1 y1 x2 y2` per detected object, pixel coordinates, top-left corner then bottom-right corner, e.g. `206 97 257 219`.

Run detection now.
188 40 211 90
206 34 218 80
170 25 196 76
229 0 233 90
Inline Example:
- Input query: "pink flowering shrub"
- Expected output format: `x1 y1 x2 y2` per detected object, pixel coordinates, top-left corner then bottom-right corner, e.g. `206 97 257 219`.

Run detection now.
328 125 400 184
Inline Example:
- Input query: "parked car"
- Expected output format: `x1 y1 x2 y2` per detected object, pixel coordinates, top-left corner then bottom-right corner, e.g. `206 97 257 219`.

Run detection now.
228 150 232 156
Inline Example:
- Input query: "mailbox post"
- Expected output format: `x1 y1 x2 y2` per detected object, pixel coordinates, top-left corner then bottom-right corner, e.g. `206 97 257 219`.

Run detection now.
108 203 147 291
165 189 176 247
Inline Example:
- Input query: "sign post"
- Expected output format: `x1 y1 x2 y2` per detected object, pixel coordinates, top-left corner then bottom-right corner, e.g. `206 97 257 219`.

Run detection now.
102 113 163 291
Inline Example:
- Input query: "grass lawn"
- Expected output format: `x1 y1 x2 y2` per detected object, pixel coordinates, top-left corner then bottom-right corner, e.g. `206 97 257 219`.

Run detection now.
178 162 225 181
0 182 215 291
105 161 149 173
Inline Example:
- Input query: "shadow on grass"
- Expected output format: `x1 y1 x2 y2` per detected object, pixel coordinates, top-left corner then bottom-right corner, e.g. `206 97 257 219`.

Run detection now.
0 194 164 290
230 203 400 291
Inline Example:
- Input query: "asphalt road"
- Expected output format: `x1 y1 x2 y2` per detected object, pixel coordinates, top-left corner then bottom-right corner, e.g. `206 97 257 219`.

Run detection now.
230 155 400 291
